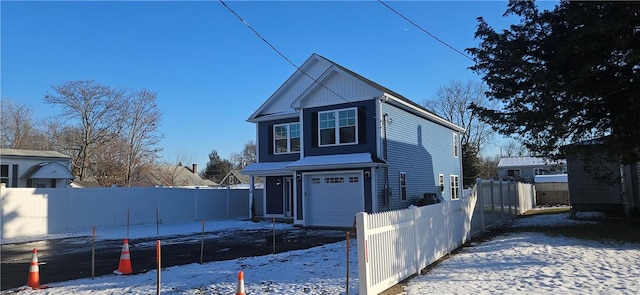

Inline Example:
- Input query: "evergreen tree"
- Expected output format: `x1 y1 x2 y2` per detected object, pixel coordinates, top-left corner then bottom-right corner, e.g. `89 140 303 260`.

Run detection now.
461 143 481 187
203 149 232 182
468 1 640 163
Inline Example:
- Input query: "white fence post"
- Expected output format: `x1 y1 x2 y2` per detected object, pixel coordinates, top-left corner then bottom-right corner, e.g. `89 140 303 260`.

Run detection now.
413 206 421 275
479 180 485 233
226 187 230 219
356 212 370 295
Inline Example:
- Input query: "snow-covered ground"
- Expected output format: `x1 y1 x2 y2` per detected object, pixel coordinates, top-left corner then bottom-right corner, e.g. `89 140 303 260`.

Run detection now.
4 213 639 294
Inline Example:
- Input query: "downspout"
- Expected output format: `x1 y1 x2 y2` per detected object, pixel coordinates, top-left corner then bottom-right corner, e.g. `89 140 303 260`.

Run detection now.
382 113 390 209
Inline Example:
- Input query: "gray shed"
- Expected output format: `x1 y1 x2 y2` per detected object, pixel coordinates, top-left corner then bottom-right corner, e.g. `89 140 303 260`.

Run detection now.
564 142 640 216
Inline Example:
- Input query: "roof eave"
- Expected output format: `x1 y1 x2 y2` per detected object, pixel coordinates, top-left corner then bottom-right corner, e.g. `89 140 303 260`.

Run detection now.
382 93 465 132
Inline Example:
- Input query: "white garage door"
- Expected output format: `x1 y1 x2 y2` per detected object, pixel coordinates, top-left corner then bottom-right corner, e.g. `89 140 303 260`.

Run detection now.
305 172 364 227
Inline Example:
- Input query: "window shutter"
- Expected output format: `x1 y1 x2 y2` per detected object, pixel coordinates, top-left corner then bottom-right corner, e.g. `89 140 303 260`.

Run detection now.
267 123 274 155
311 112 318 147
12 164 18 187
358 107 367 144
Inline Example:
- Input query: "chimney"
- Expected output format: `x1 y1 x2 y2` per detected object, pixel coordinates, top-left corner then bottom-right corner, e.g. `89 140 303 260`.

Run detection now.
192 163 198 174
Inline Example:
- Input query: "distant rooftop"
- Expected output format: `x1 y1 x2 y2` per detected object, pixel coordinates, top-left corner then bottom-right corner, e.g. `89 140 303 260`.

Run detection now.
498 156 566 168
0 148 71 159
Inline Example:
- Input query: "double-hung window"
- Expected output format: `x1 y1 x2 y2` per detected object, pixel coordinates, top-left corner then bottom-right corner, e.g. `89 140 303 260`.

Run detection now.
453 133 459 158
319 108 357 146
274 123 300 154
450 175 459 200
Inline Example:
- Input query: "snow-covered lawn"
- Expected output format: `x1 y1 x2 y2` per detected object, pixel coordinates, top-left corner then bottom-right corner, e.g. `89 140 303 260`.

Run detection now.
402 213 640 295
4 213 639 294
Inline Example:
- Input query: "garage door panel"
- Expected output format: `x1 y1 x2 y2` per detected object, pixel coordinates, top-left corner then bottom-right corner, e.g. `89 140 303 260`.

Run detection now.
306 173 364 227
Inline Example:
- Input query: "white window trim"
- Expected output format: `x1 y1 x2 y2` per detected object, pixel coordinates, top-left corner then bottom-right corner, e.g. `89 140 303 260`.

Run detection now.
273 122 300 154
438 173 445 193
453 133 459 158
450 174 460 200
399 172 407 201
318 107 359 147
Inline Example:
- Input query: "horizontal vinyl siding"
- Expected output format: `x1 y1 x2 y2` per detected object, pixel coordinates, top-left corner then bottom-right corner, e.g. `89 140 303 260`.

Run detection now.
377 103 461 211
566 153 622 204
257 119 301 163
303 100 377 156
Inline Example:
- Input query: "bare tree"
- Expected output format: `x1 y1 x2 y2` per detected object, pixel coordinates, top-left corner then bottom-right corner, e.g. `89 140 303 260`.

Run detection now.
478 154 500 179
423 80 495 153
44 81 127 180
1 99 37 149
230 140 257 169
424 80 497 185
502 140 531 157
122 89 163 186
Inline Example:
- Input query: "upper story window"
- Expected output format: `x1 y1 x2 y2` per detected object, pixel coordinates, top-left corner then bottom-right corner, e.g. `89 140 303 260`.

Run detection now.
319 108 357 146
453 133 459 158
274 123 300 154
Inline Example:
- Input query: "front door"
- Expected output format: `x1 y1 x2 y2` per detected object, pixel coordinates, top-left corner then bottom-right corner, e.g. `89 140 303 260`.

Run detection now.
283 177 294 218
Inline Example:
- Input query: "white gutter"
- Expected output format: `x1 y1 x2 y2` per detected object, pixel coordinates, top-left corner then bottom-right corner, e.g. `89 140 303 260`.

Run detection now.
382 93 465 132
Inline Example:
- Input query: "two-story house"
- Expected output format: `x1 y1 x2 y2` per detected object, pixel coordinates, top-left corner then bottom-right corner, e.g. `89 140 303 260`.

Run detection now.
241 54 464 227
0 149 74 188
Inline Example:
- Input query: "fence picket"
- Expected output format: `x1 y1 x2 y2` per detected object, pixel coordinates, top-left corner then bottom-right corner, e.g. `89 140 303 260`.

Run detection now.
357 179 536 295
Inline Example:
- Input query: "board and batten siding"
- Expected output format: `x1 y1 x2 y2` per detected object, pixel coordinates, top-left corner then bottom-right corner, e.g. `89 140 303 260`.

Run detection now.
377 103 462 211
295 69 381 109
260 58 332 115
257 118 301 163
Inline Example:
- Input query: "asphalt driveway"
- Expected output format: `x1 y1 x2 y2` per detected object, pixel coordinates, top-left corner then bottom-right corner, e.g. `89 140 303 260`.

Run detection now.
1 227 347 291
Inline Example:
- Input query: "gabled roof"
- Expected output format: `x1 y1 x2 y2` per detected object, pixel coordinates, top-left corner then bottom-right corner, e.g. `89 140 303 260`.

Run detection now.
140 165 217 187
219 170 251 185
247 53 464 132
497 157 566 168
247 54 326 122
1 148 71 159
20 162 74 179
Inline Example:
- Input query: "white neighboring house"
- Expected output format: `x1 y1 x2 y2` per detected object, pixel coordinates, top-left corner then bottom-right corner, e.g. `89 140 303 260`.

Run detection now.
0 149 74 188
497 156 566 183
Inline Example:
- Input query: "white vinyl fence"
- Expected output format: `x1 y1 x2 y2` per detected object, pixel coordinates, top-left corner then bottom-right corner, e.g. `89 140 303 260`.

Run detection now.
1 187 262 239
356 179 535 295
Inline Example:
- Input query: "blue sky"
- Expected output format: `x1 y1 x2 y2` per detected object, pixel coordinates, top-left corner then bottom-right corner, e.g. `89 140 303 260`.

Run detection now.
1 1 557 170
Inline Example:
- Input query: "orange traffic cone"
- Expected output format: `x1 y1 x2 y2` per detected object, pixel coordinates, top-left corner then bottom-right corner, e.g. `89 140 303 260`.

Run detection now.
236 271 245 295
27 248 47 289
113 238 133 275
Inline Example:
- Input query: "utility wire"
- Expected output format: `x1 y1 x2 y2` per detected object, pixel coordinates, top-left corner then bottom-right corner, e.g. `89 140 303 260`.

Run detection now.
377 0 475 62
218 0 375 116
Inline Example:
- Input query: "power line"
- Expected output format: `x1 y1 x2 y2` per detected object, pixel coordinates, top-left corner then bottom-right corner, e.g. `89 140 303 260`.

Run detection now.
377 0 475 62
218 0 379 120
